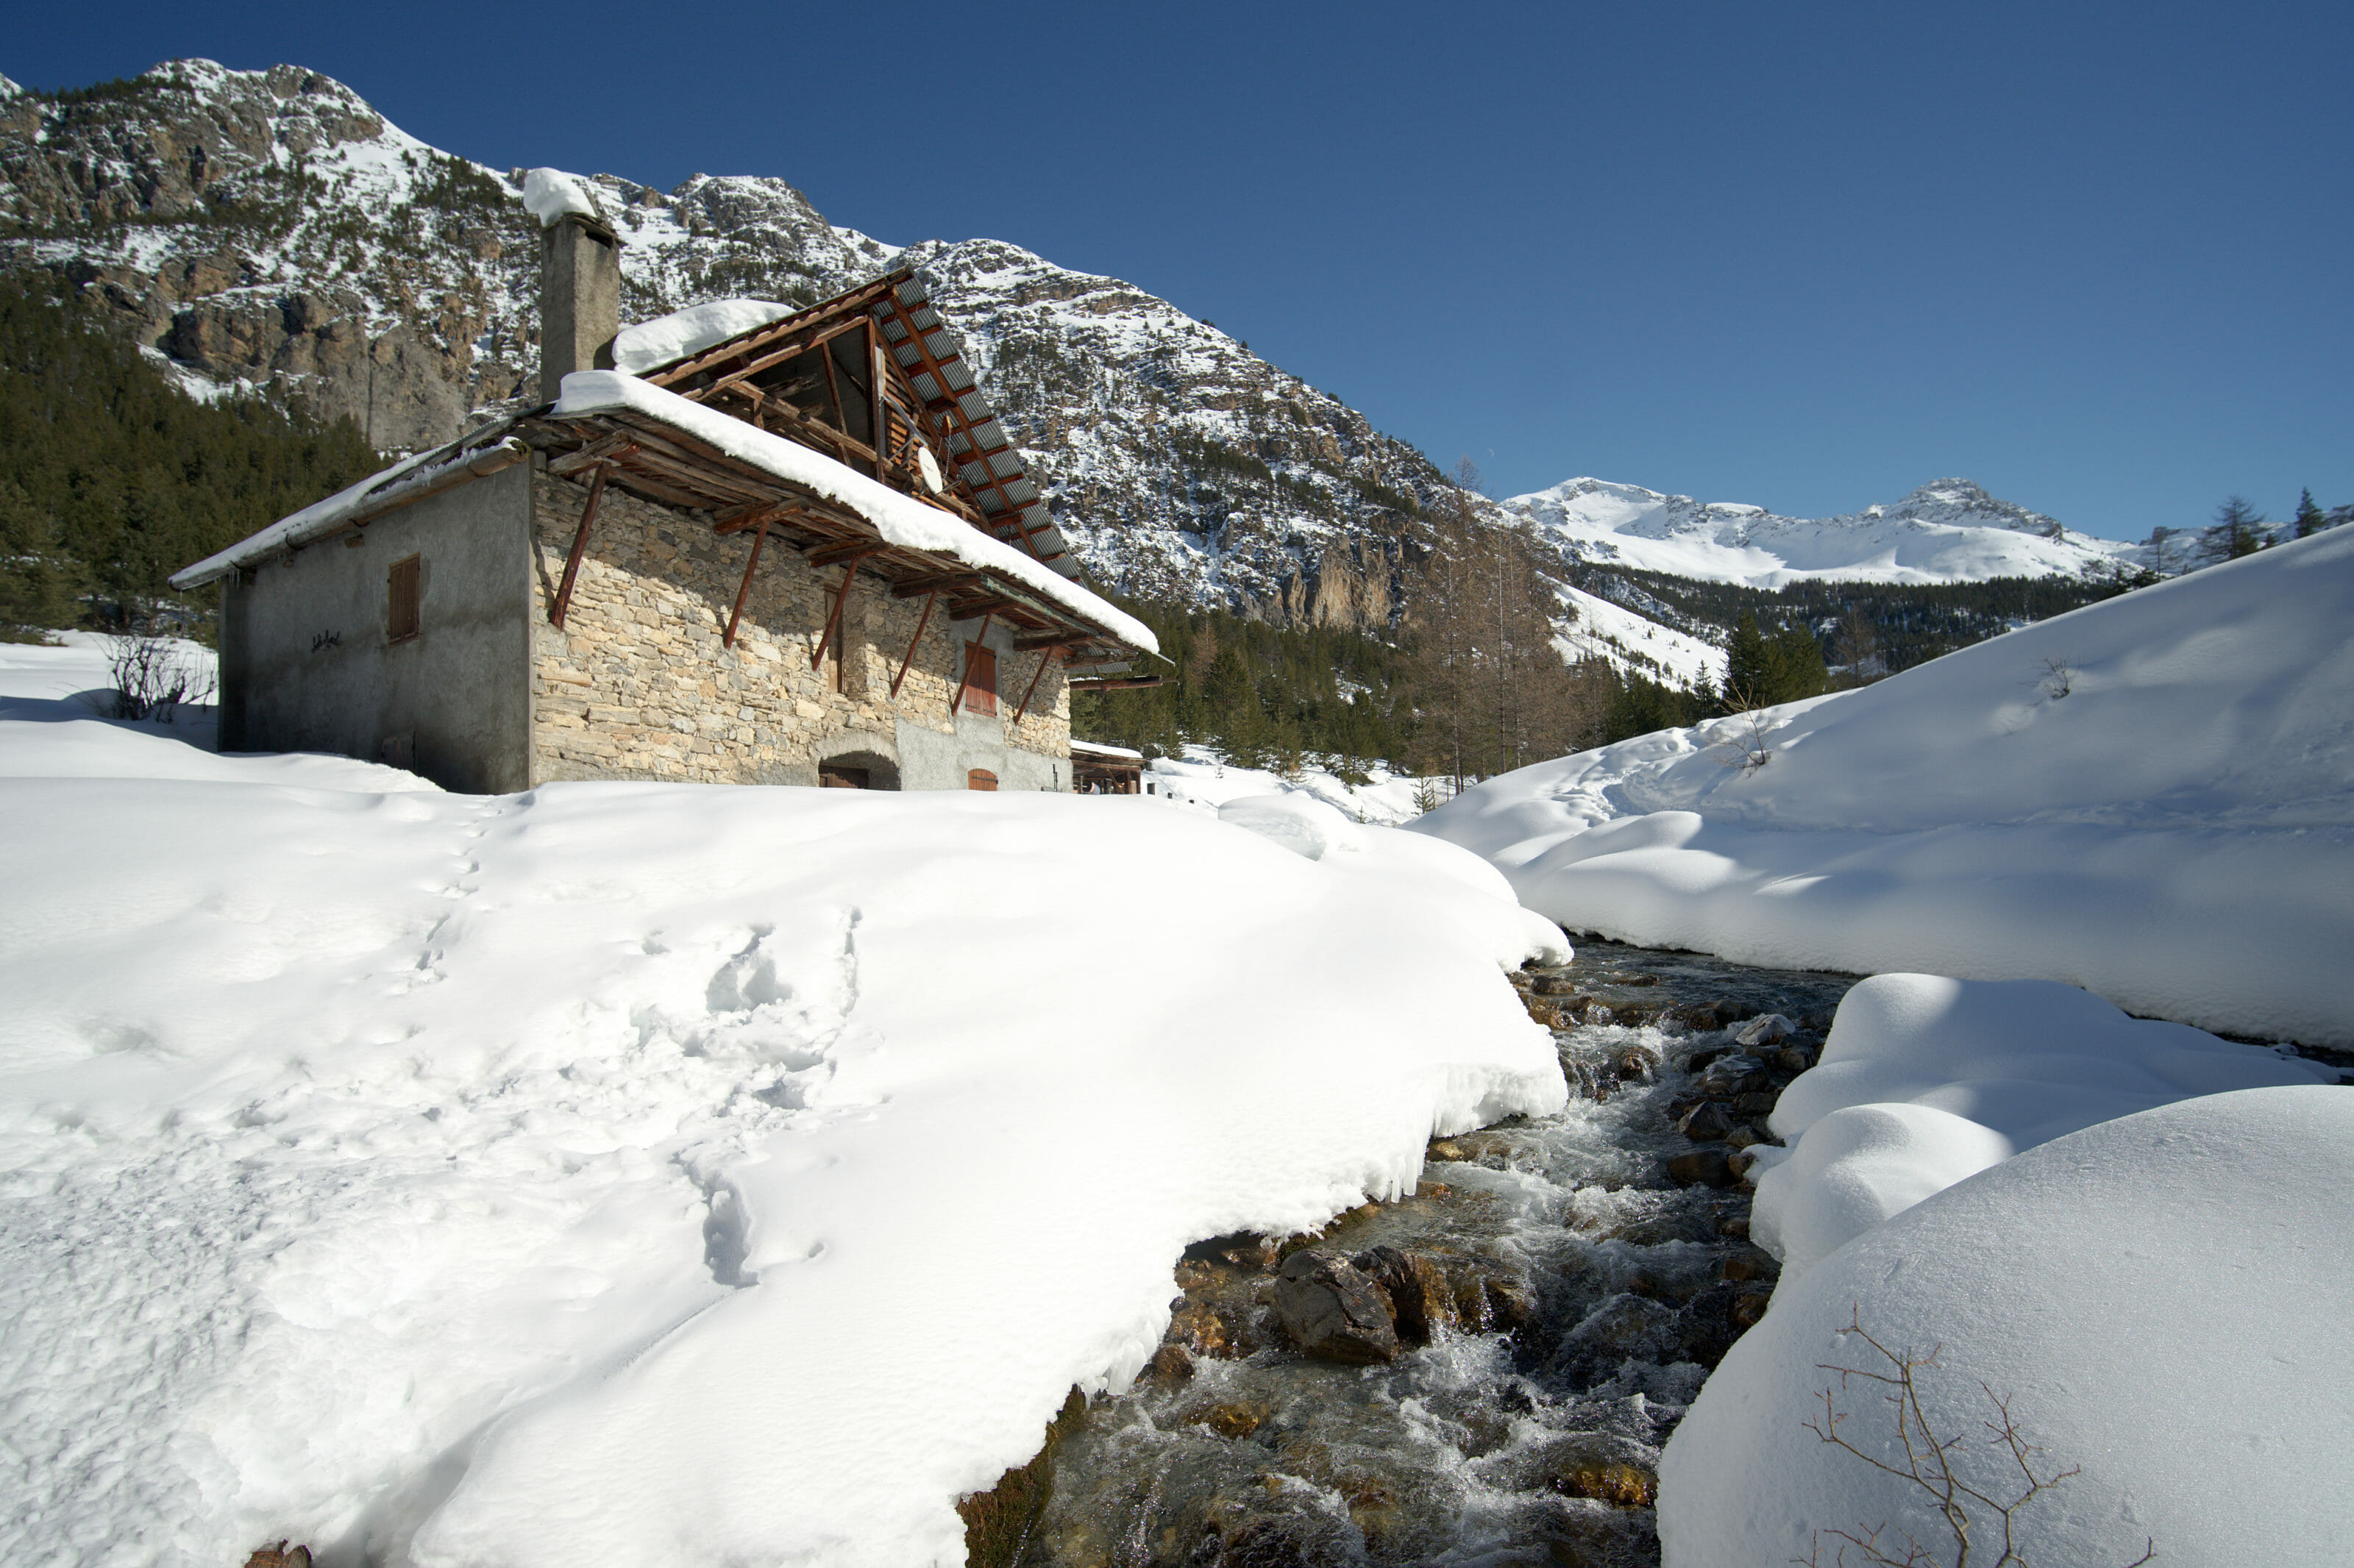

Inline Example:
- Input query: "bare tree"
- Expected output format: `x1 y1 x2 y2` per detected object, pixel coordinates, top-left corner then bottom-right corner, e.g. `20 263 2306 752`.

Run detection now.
1799 1306 2155 1568
103 627 216 722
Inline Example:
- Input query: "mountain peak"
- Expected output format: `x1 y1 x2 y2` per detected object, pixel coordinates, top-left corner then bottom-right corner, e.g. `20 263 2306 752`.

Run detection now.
1503 475 2130 588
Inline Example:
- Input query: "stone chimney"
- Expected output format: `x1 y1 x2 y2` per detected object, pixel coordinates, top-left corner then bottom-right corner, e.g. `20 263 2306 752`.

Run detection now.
540 213 620 400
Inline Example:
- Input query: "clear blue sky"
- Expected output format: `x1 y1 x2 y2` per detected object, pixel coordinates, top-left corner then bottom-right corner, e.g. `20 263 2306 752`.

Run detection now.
8 1 2349 540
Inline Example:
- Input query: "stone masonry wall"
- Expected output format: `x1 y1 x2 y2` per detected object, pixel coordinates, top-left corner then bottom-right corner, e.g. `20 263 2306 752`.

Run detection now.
529 471 1070 785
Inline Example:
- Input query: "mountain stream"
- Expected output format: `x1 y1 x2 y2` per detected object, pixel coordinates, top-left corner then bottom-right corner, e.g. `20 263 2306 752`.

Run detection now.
972 941 1864 1568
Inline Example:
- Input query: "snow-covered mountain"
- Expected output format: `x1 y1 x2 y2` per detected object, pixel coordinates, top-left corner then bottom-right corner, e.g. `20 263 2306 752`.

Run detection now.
1504 476 2144 587
18 57 2314 669
0 60 1450 632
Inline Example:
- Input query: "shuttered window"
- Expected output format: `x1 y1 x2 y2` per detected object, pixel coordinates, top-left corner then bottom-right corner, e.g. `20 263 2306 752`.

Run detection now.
388 555 422 644
961 641 998 715
967 769 998 791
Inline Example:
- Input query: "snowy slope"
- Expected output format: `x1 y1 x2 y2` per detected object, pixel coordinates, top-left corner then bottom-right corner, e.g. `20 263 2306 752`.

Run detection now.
1412 524 2354 1045
1505 476 2144 587
1553 582 1727 686
0 646 1565 1568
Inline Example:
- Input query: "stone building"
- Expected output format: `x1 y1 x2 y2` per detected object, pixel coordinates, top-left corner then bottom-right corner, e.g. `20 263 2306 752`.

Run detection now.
172 206 1156 794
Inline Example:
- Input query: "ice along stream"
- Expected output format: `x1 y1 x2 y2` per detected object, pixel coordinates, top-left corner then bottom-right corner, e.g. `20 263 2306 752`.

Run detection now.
967 941 1864 1568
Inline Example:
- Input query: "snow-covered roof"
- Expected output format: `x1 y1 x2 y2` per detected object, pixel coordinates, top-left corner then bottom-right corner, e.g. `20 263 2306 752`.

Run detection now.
633 268 1084 583
170 432 529 590
613 299 797 377
547 370 1155 655
1070 739 1144 760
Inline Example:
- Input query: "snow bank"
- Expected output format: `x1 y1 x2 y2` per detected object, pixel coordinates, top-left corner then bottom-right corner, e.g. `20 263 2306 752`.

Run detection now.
1414 526 2354 1045
0 720 1562 1567
612 297 797 377
1750 974 2331 1277
521 166 602 227
1660 1086 2354 1567
551 370 1159 658
1143 745 1443 826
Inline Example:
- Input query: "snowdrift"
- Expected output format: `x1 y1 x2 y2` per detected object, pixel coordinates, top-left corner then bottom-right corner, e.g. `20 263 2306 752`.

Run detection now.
0 695 1565 1567
1748 974 2331 1277
1412 526 2354 1045
1660 1086 2354 1566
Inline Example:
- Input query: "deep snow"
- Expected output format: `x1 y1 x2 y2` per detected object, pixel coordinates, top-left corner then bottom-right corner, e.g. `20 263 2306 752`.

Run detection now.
1412 525 2354 1047
1749 974 2330 1278
0 643 1565 1568
1661 1086 2354 1566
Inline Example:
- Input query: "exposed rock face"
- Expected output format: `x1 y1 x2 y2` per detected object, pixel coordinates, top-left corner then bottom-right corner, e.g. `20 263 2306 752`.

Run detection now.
1 60 1450 630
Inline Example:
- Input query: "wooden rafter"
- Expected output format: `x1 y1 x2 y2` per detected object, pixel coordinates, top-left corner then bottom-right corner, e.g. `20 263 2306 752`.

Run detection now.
1011 645 1061 727
891 588 938 699
550 463 611 630
947 610 994 717
723 513 775 649
644 279 897 388
809 551 875 669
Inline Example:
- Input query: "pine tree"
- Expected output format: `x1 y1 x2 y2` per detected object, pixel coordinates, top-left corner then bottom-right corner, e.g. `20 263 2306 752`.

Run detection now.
2294 488 2327 539
1723 613 1775 710
2215 496 2266 558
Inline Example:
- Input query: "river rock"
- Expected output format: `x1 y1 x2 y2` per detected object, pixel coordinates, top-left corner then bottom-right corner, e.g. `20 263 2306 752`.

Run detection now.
1678 1102 1735 1141
1354 1245 1454 1345
1539 1433 1660 1508
1735 1013 1795 1047
1665 1149 1735 1187
1531 974 1584 996
1275 1250 1401 1364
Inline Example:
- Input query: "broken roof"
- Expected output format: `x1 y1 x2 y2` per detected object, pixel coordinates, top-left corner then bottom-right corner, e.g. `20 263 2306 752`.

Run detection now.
632 267 1081 582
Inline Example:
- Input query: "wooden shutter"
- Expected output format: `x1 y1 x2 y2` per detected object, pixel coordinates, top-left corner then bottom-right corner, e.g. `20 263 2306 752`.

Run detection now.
388 555 422 643
967 769 998 791
961 641 998 716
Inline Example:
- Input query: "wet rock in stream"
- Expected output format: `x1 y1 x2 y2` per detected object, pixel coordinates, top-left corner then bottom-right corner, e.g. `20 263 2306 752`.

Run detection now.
975 941 1861 1568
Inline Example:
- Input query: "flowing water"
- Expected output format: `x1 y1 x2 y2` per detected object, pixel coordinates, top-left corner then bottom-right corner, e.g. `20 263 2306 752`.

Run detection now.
992 941 1864 1568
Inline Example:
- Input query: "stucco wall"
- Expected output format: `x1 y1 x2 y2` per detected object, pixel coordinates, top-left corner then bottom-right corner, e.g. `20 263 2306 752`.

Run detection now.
528 471 1070 787
217 463 535 792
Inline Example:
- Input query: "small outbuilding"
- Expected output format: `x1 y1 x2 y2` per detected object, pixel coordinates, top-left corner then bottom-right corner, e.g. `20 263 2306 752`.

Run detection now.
1071 740 1145 794
171 202 1156 794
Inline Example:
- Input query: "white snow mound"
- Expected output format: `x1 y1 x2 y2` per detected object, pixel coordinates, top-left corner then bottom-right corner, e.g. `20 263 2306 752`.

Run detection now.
522 167 602 227
1413 526 2354 1045
0 721 1564 1567
1661 1086 2354 1567
1217 791 1362 860
613 298 797 377
1753 973 2330 1277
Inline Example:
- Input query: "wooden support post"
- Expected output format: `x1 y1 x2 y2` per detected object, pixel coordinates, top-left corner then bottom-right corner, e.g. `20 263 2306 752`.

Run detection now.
867 318 886 482
809 552 871 669
1011 645 1060 727
820 337 847 435
723 513 773 649
550 464 608 629
947 610 993 717
890 589 937 698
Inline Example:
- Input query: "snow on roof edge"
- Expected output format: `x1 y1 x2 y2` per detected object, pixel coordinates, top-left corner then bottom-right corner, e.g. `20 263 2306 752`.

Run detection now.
1070 740 1144 759
550 371 1156 656
613 299 797 378
169 428 525 591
